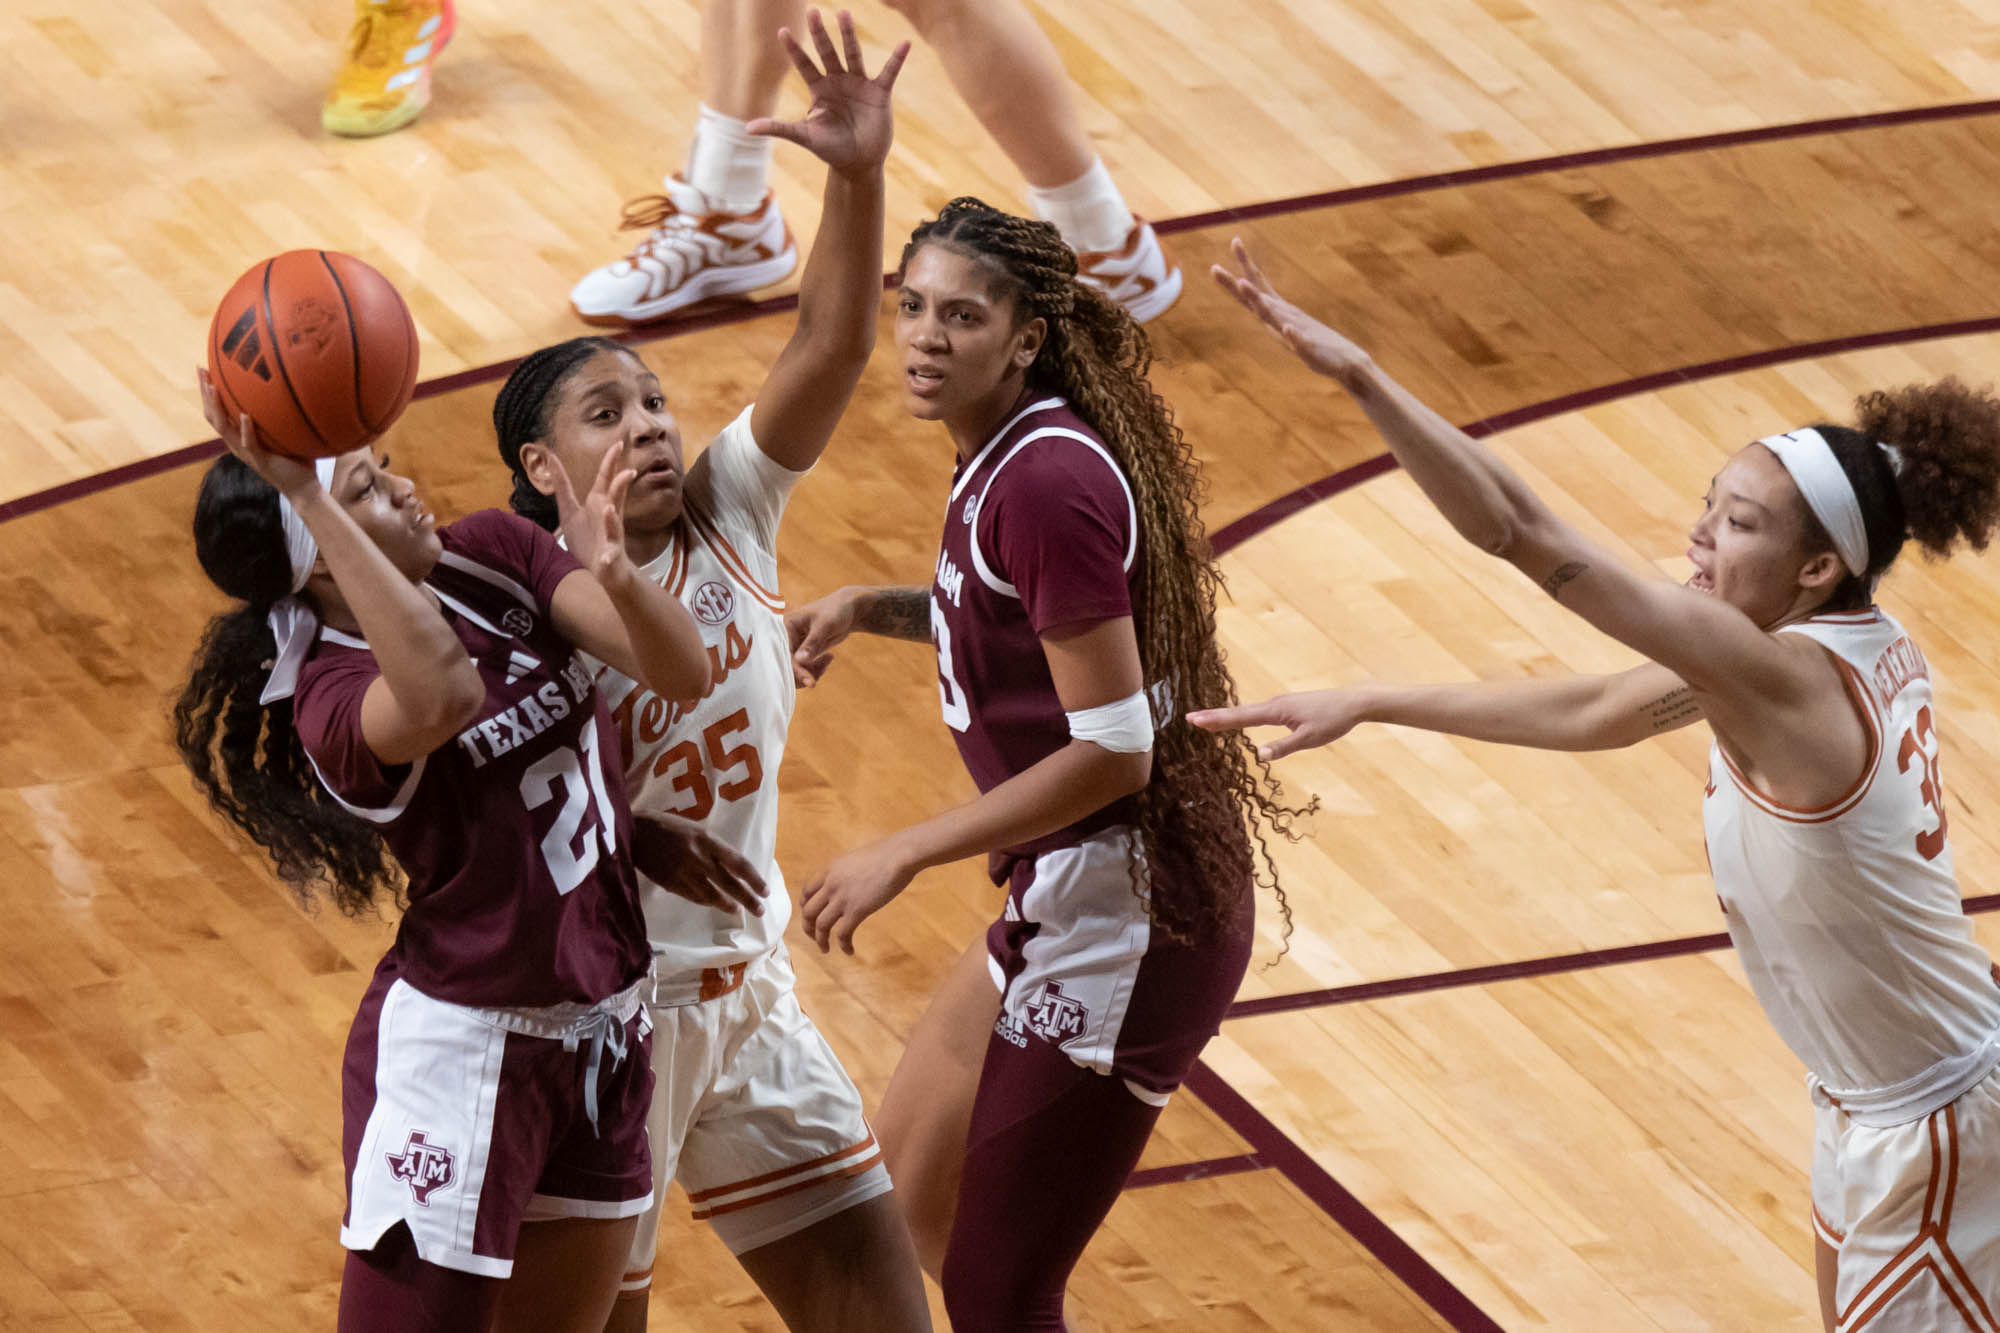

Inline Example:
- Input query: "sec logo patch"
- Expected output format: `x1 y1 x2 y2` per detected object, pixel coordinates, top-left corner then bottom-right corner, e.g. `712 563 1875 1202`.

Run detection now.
692 581 735 626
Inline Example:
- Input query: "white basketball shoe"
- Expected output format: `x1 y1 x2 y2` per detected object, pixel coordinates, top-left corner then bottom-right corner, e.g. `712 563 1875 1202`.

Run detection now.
570 177 797 327
1075 221 1183 323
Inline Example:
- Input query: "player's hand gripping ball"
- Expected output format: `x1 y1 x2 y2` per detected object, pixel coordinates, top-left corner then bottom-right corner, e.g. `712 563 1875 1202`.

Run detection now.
205 250 419 460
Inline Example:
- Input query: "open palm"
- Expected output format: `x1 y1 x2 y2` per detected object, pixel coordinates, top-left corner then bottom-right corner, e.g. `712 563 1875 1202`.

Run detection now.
748 9 908 176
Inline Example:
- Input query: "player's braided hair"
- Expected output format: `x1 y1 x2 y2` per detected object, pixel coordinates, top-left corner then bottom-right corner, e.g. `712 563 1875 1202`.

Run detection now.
903 198 1313 943
1793 379 2000 611
172 455 402 917
495 337 638 531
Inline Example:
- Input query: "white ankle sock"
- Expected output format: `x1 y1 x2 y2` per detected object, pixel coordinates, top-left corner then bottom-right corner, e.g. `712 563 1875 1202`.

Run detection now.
683 104 773 214
1027 158 1136 254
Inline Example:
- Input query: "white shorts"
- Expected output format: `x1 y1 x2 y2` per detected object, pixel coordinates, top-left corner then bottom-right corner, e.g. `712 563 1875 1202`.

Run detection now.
621 945 890 1293
1811 1068 2000 1331
342 970 655 1279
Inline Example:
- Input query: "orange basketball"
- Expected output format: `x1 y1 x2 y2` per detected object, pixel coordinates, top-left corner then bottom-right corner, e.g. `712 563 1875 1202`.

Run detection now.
206 251 420 460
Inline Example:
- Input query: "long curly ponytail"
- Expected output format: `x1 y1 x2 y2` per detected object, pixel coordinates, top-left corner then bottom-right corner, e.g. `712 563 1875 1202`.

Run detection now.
172 456 401 916
902 198 1313 943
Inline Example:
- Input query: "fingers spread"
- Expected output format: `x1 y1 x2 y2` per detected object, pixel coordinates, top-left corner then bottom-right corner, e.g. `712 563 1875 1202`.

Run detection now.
838 8 863 72
875 39 910 89
776 27 819 85
806 9 841 74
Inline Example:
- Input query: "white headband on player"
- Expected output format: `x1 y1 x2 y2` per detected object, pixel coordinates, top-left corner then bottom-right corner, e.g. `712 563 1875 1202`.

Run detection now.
1758 428 1870 578
261 457 341 706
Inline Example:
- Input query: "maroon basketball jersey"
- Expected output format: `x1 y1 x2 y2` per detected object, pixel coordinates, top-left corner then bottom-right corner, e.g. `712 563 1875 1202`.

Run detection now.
294 510 651 1008
932 394 1145 857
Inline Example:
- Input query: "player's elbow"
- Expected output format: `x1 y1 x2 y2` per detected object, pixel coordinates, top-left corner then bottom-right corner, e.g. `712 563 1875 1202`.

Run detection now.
1090 743 1152 796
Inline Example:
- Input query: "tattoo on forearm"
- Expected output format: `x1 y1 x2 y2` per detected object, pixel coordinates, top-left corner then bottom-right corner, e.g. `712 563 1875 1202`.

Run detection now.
1541 561 1588 600
853 586 932 642
1643 687 1701 732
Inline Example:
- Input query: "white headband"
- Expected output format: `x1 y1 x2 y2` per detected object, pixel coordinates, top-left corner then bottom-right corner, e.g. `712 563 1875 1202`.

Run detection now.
1758 428 1870 578
261 458 340 706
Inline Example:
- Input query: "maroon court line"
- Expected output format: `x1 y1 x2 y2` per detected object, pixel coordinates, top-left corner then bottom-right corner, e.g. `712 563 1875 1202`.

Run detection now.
1227 893 2000 1023
1183 1061 1507 1332
8 100 1997 529
1210 314 2000 557
1122 1151 1266 1190
1152 98 2000 239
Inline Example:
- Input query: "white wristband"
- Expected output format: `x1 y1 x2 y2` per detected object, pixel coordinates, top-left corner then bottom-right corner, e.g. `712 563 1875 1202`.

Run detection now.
1066 689 1154 753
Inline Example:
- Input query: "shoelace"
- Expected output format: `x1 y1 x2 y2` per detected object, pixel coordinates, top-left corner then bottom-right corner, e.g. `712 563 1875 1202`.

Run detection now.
619 195 688 234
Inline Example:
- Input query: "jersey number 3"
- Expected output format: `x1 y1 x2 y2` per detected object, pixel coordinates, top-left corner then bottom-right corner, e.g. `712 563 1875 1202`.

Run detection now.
933 600 971 733
1896 704 1948 861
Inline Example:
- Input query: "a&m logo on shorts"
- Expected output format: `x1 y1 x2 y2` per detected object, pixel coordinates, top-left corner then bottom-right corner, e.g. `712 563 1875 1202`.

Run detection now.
386 1130 456 1206
501 607 536 638
691 581 735 626
1024 980 1090 1044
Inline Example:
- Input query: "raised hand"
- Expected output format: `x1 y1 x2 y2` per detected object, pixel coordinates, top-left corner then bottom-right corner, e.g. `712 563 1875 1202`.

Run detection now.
552 446 639 590
197 367 324 501
1211 238 1372 384
1186 689 1371 761
747 9 908 176
631 813 768 915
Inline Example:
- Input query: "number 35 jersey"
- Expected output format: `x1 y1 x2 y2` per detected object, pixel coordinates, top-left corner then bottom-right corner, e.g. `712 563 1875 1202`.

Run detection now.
294 509 651 1010
1703 607 2000 1122
599 407 805 985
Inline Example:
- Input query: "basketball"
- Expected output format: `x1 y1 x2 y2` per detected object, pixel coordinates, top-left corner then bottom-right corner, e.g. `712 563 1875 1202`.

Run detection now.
205 250 420 460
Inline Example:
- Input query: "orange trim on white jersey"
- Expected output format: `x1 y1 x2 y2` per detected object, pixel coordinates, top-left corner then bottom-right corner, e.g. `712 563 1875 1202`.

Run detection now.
1836 1107 2000 1332
683 498 784 613
1815 1204 1849 1246
1720 653 1882 824
684 1133 882 1219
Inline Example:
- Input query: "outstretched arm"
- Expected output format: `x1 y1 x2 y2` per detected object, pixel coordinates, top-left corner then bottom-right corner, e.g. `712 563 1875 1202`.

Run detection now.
1189 661 1700 759
786 584 930 686
1212 240 1830 760
746 10 909 470
799 616 1150 954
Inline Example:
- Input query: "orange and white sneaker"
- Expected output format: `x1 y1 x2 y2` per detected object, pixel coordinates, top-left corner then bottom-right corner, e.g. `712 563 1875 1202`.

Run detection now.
1075 221 1183 323
322 0 455 138
570 178 798 327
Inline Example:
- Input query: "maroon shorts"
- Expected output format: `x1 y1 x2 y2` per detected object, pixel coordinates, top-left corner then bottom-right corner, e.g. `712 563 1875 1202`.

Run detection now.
985 826 1253 1098
339 957 655 1277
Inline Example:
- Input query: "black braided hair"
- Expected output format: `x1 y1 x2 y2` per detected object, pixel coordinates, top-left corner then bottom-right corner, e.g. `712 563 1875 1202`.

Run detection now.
901 198 1314 946
171 455 402 916
494 337 640 530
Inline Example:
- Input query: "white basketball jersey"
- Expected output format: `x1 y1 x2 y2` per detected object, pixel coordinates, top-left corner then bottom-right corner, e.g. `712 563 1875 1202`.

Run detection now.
598 407 804 989
1703 608 2000 1124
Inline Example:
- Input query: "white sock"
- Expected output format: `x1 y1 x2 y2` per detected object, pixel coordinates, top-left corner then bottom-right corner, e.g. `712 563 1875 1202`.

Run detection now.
1027 158 1136 254
683 104 773 214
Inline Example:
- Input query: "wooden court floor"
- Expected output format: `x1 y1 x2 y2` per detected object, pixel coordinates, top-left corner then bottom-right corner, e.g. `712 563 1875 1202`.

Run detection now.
7 3 2000 1330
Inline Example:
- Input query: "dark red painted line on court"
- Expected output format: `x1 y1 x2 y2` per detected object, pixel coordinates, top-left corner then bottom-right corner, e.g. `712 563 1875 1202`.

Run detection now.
1153 99 2000 239
1183 1061 1506 1332
1123 1151 1266 1190
1228 892 2000 1022
1210 314 2000 558
8 101 1996 529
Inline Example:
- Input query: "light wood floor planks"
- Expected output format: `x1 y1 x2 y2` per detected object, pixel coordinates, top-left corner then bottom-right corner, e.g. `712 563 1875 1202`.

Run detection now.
7 3 2000 1329
5 0 2000 499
